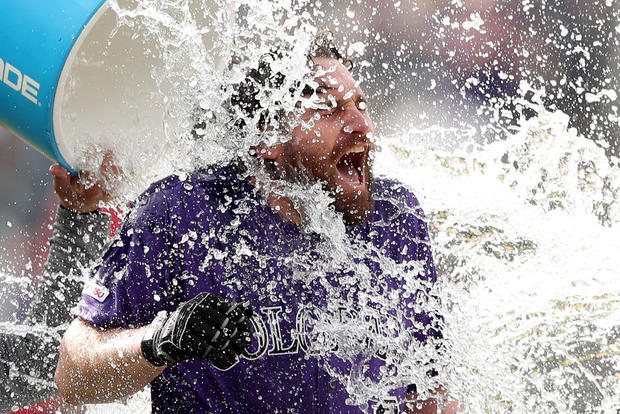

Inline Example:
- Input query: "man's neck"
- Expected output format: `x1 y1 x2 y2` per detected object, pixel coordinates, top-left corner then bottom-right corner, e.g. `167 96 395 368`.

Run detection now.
248 175 302 226
265 192 302 226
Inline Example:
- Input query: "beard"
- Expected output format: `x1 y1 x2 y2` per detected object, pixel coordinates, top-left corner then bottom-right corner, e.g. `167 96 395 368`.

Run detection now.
270 142 376 226
327 170 375 226
285 156 375 226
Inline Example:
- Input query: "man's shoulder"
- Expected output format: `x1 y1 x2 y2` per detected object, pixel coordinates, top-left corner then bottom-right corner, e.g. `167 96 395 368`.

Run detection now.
373 176 423 214
363 177 434 268
369 176 430 238
122 164 247 234
139 164 244 208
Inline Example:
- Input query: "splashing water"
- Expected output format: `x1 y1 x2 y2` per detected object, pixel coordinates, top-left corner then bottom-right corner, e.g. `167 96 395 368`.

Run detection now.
381 106 619 412
1 0 619 413
81 105 620 413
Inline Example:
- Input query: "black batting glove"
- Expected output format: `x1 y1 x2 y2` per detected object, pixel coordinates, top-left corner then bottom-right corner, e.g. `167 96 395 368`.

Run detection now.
141 292 253 370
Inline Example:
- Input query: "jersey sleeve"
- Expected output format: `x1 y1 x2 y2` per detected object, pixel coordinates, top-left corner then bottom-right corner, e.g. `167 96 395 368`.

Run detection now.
396 185 444 388
372 179 436 284
370 180 444 397
72 186 182 329
399 187 442 342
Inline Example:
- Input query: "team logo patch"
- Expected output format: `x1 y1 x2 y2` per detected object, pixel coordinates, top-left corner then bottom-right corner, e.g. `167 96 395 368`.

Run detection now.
84 281 110 302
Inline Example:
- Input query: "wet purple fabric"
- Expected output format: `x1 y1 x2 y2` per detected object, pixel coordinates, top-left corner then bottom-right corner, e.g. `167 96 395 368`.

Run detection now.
73 164 439 413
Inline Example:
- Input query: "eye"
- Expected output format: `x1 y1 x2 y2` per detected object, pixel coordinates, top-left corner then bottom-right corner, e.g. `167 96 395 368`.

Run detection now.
328 95 338 109
316 86 329 95
301 84 314 97
318 95 338 115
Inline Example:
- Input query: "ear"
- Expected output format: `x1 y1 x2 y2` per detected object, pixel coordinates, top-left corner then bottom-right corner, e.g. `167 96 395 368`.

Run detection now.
251 143 283 161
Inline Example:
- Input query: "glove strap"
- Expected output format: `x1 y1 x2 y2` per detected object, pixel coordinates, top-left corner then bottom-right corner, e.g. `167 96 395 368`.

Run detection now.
141 311 168 367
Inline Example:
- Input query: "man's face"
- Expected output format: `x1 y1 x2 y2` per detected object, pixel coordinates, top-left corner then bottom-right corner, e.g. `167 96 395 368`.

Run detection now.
273 57 375 224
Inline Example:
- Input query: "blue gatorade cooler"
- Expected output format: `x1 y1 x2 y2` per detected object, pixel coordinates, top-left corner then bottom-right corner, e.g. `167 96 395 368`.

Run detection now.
0 0 227 175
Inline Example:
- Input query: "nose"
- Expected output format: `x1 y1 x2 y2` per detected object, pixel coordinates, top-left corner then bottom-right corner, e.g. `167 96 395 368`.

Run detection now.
342 104 372 137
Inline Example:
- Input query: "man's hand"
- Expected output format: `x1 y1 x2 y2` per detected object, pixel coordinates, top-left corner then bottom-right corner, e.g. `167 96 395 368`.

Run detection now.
50 152 120 213
50 165 111 213
405 388 461 414
141 292 253 370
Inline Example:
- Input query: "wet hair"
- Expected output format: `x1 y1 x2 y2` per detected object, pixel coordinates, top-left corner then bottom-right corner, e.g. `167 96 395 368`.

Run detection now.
309 30 353 71
229 30 352 129
189 31 351 141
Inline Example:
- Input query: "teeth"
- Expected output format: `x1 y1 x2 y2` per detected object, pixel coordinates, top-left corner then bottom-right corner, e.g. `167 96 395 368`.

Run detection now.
348 145 365 153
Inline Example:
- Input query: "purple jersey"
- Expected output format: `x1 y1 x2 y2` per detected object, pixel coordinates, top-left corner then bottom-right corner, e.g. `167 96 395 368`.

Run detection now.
73 164 440 413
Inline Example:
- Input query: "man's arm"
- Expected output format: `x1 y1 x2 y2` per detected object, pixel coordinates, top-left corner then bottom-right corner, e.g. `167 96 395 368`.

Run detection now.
56 292 253 405
405 388 460 414
55 318 165 405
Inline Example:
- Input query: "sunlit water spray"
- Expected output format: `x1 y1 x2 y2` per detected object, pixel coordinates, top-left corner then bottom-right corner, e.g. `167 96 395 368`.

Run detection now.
380 105 619 412
1 0 619 413
89 107 620 413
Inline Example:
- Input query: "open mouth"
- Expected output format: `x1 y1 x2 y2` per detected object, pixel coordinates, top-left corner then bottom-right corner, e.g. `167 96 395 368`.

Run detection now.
336 144 366 186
